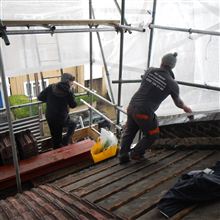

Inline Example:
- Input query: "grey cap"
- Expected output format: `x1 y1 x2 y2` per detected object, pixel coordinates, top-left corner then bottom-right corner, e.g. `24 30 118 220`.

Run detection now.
61 73 75 83
161 52 178 69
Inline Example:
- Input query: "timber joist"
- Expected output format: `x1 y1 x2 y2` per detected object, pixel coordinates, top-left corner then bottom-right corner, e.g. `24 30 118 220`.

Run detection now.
1 19 120 27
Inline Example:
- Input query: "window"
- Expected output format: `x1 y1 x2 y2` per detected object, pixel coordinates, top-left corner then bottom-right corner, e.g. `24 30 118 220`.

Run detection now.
24 79 48 99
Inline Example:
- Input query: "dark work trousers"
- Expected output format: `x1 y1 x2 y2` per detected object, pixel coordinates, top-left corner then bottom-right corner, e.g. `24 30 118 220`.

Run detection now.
120 105 159 156
47 116 76 149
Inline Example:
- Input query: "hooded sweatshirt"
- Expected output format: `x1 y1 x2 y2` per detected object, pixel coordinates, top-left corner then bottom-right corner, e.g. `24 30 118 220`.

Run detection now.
38 82 77 122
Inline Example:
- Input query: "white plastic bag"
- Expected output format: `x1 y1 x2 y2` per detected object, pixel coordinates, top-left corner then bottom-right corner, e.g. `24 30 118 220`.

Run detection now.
100 128 118 149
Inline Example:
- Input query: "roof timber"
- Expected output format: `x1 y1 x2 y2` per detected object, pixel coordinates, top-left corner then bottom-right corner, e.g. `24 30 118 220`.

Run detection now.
0 19 120 27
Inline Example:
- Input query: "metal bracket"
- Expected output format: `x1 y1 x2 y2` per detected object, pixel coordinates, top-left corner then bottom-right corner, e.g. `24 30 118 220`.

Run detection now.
0 25 10 46
41 24 56 36
49 25 56 36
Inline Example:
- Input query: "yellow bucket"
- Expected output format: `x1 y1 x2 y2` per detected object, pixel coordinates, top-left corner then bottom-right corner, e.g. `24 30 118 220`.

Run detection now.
90 140 118 163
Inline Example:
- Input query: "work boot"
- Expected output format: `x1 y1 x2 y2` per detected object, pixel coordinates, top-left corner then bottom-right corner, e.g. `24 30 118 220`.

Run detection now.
130 151 146 162
119 154 130 164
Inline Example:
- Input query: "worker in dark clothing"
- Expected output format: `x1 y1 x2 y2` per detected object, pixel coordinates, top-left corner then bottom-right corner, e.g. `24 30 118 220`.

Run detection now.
38 73 77 149
119 52 193 164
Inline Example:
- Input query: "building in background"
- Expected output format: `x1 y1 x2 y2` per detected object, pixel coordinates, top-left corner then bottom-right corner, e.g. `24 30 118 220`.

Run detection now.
8 64 108 100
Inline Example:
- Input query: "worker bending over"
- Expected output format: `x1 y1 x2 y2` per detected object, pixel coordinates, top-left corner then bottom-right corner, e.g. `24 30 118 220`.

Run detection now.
119 52 193 164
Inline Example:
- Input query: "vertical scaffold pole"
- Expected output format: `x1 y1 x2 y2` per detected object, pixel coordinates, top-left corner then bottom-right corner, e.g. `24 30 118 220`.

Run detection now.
0 47 22 193
91 8 115 104
89 0 93 126
116 0 125 126
147 0 157 68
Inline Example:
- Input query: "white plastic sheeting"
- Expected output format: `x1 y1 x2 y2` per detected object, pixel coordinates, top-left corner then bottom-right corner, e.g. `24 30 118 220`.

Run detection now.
1 0 220 119
150 0 220 116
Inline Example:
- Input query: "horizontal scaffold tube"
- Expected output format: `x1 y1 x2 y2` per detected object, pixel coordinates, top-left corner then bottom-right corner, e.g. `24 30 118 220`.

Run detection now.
112 79 220 92
80 99 122 130
149 24 220 36
0 92 87 112
116 24 145 32
6 27 116 35
73 81 127 114
1 19 120 27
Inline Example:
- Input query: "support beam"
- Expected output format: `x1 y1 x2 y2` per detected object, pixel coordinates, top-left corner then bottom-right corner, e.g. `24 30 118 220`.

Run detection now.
147 0 157 68
73 81 126 114
149 24 220 37
112 79 220 92
89 0 93 127
115 24 145 33
80 99 122 130
1 19 120 27
117 0 126 126
113 0 132 34
91 8 115 104
0 47 22 192
6 27 116 36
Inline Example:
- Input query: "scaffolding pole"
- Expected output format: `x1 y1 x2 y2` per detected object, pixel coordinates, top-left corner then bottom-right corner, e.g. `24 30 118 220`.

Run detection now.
80 99 122 130
116 24 145 33
113 0 132 34
0 92 87 112
89 0 93 127
91 8 115 104
117 0 126 126
112 79 220 92
0 47 22 193
1 19 120 27
149 24 220 37
5 24 145 37
147 0 157 68
73 81 126 114
6 27 116 36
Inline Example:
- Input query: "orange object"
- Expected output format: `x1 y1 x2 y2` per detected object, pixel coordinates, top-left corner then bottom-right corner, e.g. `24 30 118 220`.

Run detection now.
135 114 149 120
149 127 160 135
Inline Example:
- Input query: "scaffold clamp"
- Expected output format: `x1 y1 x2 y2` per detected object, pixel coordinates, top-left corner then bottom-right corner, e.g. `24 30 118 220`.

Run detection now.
0 25 10 46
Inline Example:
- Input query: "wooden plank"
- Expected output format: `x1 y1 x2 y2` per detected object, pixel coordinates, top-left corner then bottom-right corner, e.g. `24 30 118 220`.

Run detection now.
2 19 120 27
56 150 163 189
54 157 119 188
22 190 64 219
96 151 213 211
40 185 122 220
81 151 191 202
32 159 92 187
62 150 167 192
0 139 94 190
80 151 193 203
72 125 99 142
30 185 122 220
76 150 178 198
114 151 220 219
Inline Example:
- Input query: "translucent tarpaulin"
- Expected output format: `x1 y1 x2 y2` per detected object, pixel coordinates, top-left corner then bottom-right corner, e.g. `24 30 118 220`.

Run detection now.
1 0 220 120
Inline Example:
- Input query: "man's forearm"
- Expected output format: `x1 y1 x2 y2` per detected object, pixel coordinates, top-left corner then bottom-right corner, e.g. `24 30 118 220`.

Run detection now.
174 97 185 109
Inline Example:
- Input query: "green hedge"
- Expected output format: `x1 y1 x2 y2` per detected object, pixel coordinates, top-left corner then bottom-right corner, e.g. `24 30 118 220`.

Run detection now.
9 94 97 119
75 94 98 105
9 95 41 119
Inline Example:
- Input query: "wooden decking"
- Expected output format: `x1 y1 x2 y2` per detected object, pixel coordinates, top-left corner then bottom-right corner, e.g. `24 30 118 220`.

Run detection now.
1 147 220 219
52 148 220 220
